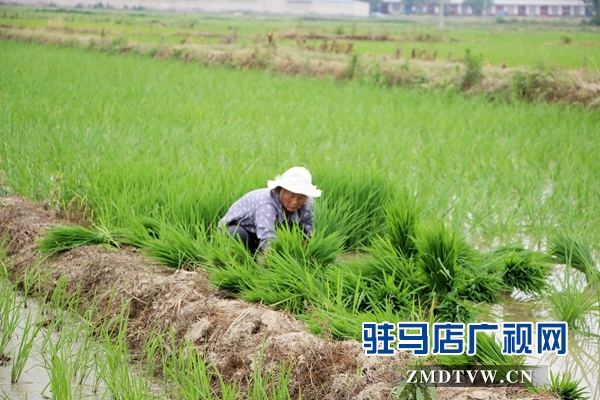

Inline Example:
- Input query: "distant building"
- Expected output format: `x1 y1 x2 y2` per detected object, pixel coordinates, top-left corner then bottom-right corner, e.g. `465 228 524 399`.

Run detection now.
12 0 370 17
381 0 591 16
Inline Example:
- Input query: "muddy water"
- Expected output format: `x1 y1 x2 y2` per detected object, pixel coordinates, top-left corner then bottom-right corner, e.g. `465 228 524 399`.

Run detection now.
0 298 106 400
481 265 599 400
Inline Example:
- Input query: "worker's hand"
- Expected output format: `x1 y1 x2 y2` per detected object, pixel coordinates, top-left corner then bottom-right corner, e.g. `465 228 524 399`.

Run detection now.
255 247 271 267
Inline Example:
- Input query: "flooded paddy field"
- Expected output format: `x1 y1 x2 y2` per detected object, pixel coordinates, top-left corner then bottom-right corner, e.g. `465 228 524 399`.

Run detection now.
1 17 599 398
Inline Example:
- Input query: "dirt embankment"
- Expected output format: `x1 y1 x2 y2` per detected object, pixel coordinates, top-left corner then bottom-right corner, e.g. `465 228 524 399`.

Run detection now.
0 196 558 399
1 24 599 109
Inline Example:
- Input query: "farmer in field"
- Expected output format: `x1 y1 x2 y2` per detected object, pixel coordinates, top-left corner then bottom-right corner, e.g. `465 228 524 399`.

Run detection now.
219 166 321 254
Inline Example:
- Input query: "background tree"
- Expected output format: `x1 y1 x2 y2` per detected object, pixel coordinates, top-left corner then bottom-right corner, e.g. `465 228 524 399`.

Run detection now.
584 0 599 24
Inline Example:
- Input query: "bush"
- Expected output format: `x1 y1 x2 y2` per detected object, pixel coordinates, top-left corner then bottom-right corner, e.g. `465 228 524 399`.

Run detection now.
461 49 483 90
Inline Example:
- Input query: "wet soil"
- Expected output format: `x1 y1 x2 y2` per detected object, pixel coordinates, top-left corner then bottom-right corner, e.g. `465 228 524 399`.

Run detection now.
0 196 559 399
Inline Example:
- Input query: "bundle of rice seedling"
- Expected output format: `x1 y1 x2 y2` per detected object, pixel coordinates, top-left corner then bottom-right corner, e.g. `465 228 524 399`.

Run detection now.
549 233 599 284
242 250 327 314
490 246 551 295
361 270 415 314
363 236 425 290
455 255 504 304
38 226 112 255
416 224 472 295
143 223 209 269
434 291 473 323
384 192 420 260
208 229 257 267
316 173 391 249
436 333 525 386
207 261 259 293
270 225 344 268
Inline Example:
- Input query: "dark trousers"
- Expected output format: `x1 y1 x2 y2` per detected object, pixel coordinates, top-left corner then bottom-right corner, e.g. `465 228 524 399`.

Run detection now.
227 225 260 254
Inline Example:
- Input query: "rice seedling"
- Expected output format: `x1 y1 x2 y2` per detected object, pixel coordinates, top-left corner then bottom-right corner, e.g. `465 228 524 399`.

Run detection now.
435 332 525 385
489 246 552 296
10 310 43 383
384 192 420 260
42 341 76 400
456 268 503 304
415 224 471 295
270 224 344 268
162 333 228 400
247 342 296 400
434 290 473 323
38 225 113 255
549 234 600 284
98 306 162 399
142 222 209 268
549 371 590 400
242 251 327 314
363 236 425 290
546 265 598 334
0 279 24 357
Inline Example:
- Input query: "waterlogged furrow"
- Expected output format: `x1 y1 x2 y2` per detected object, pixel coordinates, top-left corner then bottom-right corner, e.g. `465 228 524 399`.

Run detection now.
0 259 298 400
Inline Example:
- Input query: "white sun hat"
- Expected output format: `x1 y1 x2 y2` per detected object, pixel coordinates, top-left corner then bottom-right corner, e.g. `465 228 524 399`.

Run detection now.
267 167 322 198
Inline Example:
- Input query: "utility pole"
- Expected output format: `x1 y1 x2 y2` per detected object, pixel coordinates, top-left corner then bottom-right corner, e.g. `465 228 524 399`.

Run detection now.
439 0 444 35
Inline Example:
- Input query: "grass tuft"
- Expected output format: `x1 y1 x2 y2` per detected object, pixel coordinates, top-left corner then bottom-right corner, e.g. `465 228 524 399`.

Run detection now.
549 371 590 400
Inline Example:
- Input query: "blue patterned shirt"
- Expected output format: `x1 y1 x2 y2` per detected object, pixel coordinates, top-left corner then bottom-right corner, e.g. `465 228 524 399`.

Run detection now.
219 188 314 250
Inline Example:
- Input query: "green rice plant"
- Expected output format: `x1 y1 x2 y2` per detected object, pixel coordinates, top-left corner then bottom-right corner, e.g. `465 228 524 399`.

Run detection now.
38 225 113 255
142 222 209 268
363 237 426 292
42 341 75 400
323 263 370 314
98 305 162 400
474 332 523 369
434 291 473 323
489 246 551 296
437 333 524 385
162 333 229 400
315 172 391 249
70 323 98 386
241 251 327 314
456 267 503 304
208 261 260 293
384 192 420 260
0 279 24 357
361 270 415 315
549 371 590 400
270 224 344 268
208 228 257 268
415 224 471 295
247 343 296 400
10 310 43 383
549 234 599 284
546 265 598 334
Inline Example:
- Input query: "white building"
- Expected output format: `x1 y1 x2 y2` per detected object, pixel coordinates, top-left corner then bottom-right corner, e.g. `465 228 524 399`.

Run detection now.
382 0 591 16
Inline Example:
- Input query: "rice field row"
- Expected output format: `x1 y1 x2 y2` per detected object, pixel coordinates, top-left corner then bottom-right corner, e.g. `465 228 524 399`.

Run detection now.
2 6 600 69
